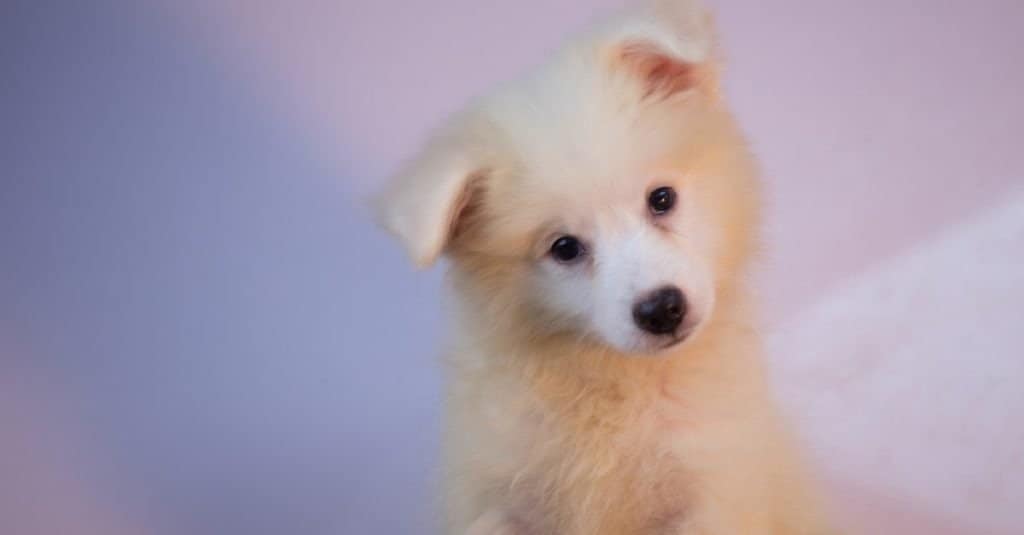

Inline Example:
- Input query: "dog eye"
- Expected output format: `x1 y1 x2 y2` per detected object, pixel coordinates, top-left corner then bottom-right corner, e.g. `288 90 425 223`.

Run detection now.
550 235 584 263
648 186 676 215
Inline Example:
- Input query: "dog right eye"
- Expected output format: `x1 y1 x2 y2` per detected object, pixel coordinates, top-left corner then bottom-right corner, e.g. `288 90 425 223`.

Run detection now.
648 186 677 215
550 236 584 263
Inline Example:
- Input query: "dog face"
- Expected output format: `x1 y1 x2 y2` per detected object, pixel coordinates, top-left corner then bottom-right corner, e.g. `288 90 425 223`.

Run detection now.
378 0 758 356
525 176 718 355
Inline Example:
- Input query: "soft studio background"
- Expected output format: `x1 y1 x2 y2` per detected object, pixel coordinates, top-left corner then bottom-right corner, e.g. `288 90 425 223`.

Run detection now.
2 1 1022 534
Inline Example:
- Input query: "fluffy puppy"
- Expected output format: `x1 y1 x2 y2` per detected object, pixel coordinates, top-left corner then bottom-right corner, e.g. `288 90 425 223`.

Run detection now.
377 1 832 533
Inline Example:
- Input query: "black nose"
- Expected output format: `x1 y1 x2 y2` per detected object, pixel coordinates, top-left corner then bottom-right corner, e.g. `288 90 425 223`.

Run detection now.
632 286 686 335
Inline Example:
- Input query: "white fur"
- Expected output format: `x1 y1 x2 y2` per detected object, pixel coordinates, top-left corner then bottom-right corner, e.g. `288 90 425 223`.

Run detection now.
377 1 834 533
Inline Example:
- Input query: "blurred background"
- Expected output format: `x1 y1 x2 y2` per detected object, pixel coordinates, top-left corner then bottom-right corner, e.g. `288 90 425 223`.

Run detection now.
2 1 1022 534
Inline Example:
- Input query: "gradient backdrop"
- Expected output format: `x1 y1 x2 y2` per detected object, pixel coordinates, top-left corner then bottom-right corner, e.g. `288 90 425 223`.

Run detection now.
2 1 1022 534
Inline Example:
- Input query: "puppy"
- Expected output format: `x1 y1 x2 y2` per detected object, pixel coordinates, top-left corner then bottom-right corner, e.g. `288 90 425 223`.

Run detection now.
377 1 832 533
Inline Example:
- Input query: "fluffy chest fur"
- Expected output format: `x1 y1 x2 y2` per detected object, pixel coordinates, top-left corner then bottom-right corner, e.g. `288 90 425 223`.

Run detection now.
441 313 813 535
446 358 691 534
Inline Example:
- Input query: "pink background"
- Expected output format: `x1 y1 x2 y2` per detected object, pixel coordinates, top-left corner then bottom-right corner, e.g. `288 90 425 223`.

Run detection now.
2 1 1022 533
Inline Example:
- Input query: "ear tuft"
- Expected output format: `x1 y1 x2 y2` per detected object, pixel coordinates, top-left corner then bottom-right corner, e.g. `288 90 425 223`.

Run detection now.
604 0 718 99
374 119 490 268
617 40 699 98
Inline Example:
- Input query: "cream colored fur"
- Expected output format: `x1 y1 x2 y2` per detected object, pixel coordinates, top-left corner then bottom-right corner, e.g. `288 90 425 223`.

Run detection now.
377 1 833 533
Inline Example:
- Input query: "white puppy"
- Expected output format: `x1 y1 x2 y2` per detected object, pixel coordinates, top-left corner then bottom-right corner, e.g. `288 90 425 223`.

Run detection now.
378 1 833 533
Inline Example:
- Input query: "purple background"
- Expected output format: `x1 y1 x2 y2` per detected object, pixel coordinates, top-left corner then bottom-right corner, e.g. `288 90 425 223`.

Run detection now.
2 1 1022 534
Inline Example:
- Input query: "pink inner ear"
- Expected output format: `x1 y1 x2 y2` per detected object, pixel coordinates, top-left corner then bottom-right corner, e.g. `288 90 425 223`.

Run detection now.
445 171 487 245
619 41 697 98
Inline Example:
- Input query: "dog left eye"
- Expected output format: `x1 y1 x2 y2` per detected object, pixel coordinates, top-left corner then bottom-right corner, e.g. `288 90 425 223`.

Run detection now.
550 235 585 263
648 186 676 215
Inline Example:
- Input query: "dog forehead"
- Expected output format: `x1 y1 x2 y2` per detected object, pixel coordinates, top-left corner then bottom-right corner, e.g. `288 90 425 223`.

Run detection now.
488 93 695 195
490 111 657 211
474 61 712 244
486 66 662 169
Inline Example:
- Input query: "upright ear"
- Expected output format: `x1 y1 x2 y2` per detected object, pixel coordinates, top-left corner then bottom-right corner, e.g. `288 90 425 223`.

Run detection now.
603 0 719 100
374 118 490 268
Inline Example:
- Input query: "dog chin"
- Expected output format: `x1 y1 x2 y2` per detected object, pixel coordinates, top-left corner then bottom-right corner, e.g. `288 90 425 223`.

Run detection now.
610 330 684 356
608 328 697 358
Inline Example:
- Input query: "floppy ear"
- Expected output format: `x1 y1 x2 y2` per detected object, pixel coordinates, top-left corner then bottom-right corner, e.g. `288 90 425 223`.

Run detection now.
375 120 489 268
604 0 718 100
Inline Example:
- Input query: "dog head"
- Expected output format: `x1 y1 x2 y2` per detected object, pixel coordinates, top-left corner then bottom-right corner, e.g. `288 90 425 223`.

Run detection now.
377 0 759 356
